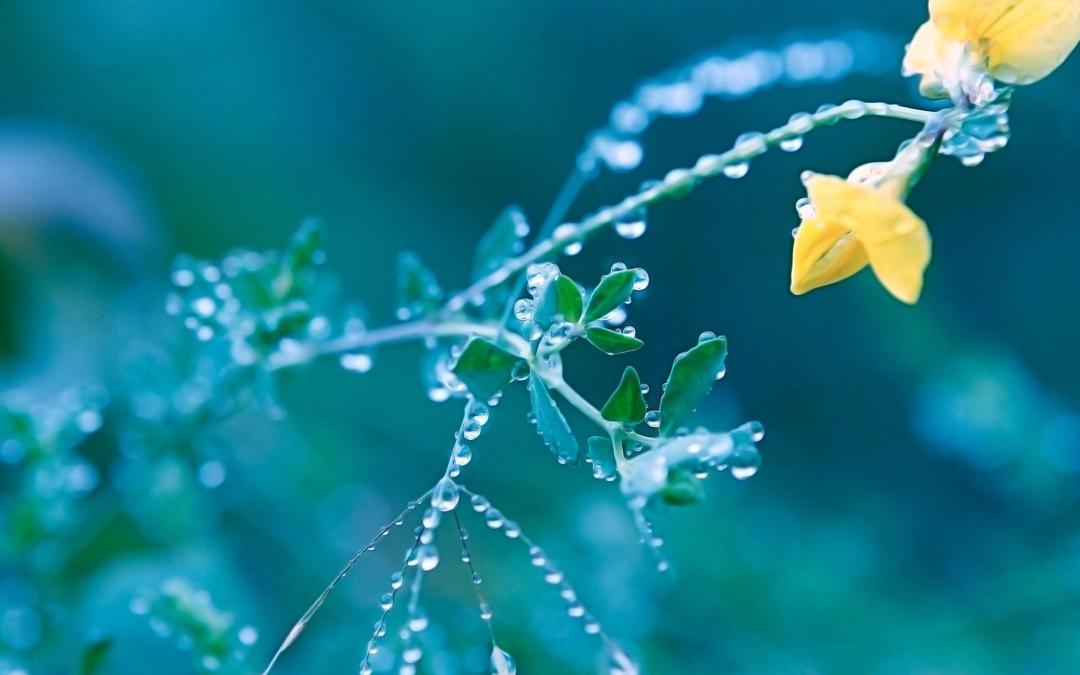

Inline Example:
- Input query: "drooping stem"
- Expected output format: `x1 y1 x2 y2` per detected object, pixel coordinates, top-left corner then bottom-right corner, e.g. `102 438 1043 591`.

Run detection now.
274 101 932 374
442 101 935 313
260 492 431 675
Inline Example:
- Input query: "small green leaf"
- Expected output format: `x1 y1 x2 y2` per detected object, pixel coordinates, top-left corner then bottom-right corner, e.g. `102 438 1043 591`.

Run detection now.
75 637 113 675
658 335 728 436
601 366 647 424
584 269 637 322
396 252 443 320
529 373 580 464
473 206 529 279
534 274 584 328
659 469 705 505
585 326 644 355
286 218 325 271
451 337 525 400
586 436 618 479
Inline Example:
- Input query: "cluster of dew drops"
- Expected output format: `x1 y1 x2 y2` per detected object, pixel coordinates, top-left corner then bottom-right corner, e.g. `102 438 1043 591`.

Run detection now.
513 261 648 360
356 400 636 675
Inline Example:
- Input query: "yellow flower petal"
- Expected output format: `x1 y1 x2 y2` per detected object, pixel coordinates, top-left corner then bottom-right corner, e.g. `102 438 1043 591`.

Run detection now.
929 0 1080 83
790 217 869 295
806 176 932 304
863 223 932 304
904 20 967 98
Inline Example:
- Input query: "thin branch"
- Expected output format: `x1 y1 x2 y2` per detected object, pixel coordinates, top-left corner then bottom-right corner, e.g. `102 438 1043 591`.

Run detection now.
260 491 430 675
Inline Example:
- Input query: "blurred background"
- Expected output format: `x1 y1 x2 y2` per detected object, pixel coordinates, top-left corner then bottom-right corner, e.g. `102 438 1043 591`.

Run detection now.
2 2 1080 674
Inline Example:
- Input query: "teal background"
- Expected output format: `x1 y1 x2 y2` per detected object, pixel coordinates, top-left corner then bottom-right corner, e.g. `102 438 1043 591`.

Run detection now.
2 2 1080 673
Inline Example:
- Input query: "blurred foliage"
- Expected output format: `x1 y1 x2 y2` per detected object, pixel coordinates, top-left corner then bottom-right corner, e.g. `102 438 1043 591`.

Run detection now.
2 2 1080 674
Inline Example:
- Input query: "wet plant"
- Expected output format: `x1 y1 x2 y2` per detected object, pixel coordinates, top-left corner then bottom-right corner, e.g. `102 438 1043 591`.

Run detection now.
3 3 1079 672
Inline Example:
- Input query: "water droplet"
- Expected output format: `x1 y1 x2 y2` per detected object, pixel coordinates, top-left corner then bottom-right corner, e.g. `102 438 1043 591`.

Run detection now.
453 443 473 466
631 268 649 291
749 420 765 442
431 477 460 512
470 494 490 513
787 111 814 134
467 400 490 426
479 602 494 621
422 507 441 530
340 352 373 373
697 330 717 344
390 572 404 590
591 306 622 329
644 410 661 428
416 543 440 571
462 420 482 441
554 223 583 255
730 445 761 480
722 161 749 179
839 99 868 119
403 646 423 664
614 207 648 239
511 361 531 381
484 508 505 529
513 299 535 322
795 196 816 220
735 131 767 155
408 613 429 632
779 136 803 152
238 626 258 645
490 646 517 675
379 593 394 610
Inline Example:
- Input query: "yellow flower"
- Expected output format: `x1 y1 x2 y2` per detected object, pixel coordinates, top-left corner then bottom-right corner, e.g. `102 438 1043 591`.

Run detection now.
790 170 931 304
906 0 1080 94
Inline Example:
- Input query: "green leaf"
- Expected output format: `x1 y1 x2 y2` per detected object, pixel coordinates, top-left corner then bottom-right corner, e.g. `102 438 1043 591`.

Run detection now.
585 326 644 355
534 274 584 328
586 436 618 479
396 252 443 320
529 373 580 464
600 367 647 424
658 335 728 436
659 469 705 505
451 337 525 400
75 637 113 675
584 269 637 323
473 206 529 279
286 218 325 271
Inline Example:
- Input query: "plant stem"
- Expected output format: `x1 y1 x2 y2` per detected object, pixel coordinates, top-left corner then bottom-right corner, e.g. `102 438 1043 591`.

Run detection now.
281 101 934 373
442 101 936 313
272 320 531 370
544 374 613 432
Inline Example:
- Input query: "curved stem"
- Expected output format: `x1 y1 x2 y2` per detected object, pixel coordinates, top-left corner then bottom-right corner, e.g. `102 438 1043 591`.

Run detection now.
278 101 933 374
443 101 935 312
544 374 613 433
